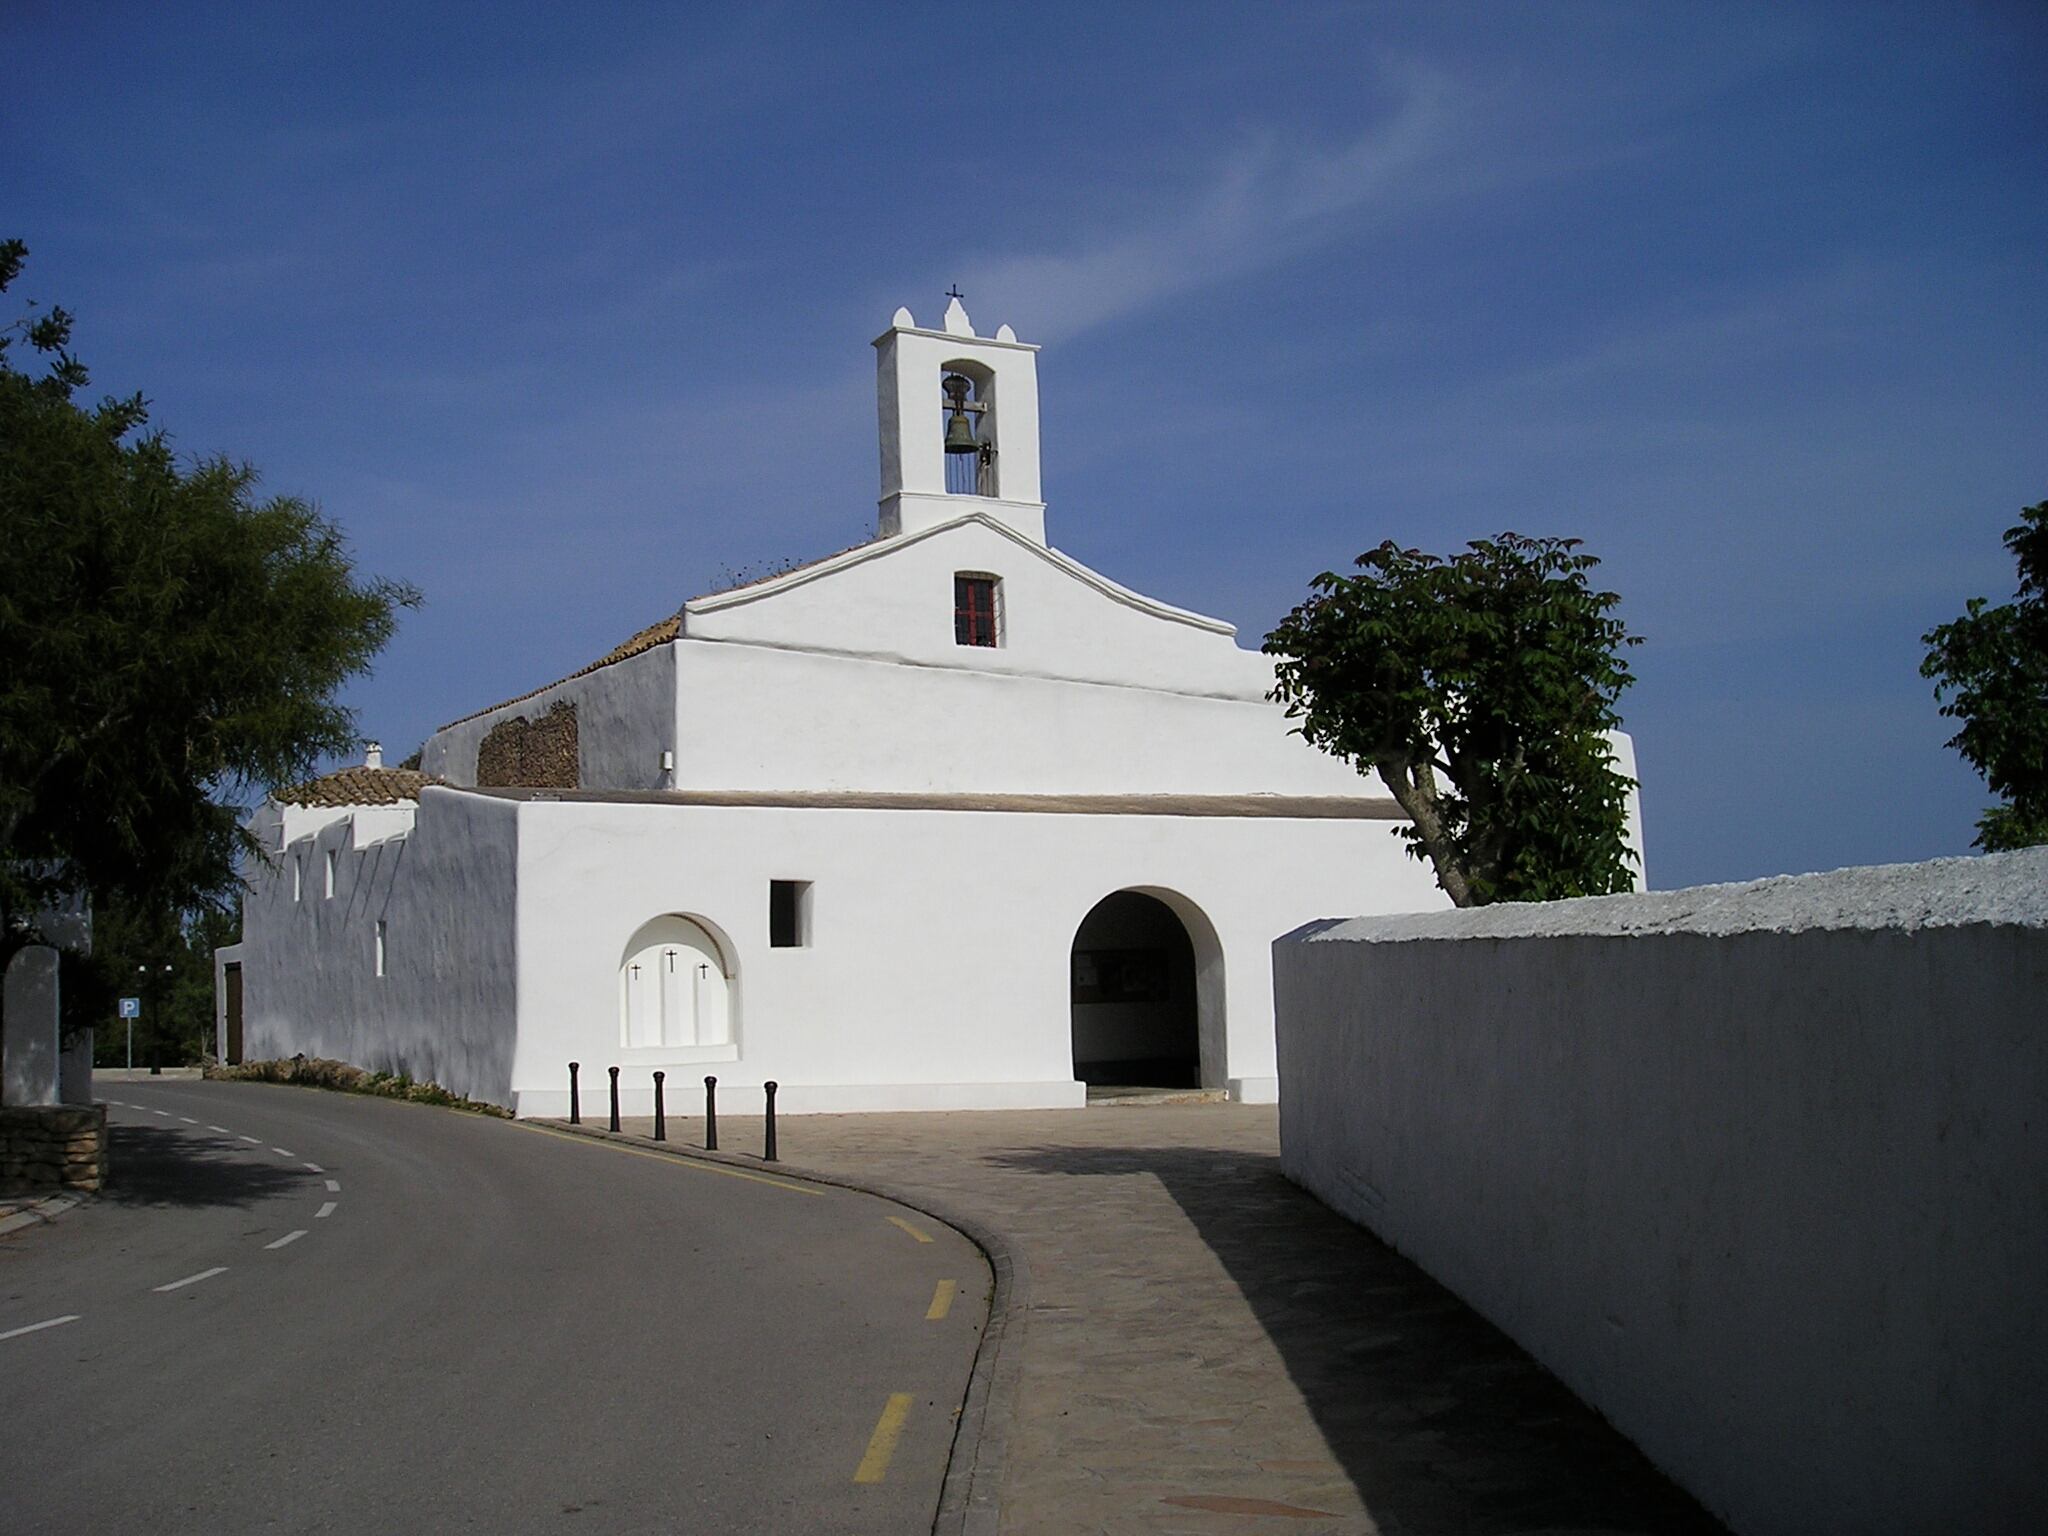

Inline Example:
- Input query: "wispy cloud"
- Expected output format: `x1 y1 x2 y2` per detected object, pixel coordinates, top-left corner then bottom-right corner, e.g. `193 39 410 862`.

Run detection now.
958 62 1462 343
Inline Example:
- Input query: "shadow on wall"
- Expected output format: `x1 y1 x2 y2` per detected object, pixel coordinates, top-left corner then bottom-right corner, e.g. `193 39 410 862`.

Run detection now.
95 1123 319 1210
982 1143 1726 1535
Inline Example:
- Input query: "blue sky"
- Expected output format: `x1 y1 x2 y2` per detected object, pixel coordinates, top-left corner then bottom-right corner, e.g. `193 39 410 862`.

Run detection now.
7 3 2044 889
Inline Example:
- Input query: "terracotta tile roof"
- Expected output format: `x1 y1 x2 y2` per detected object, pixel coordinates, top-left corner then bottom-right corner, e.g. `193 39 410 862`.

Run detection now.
437 613 682 731
275 767 441 808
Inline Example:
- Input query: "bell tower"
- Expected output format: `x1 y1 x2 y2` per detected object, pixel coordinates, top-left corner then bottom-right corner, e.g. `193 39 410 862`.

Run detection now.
874 293 1045 545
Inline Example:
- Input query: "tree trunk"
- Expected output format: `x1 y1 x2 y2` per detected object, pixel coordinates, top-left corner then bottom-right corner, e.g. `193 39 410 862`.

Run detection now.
1376 756 1475 906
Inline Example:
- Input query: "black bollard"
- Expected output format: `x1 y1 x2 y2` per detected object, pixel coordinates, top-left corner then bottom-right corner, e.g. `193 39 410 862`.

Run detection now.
763 1080 779 1162
704 1074 719 1152
653 1071 666 1142
608 1066 621 1133
568 1061 581 1124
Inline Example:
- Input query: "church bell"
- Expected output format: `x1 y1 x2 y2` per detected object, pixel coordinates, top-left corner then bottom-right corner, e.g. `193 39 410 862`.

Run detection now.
942 373 978 454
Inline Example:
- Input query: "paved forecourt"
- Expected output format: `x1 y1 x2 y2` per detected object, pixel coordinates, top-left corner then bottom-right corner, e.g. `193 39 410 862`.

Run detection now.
600 1101 1725 1536
0 1081 986 1535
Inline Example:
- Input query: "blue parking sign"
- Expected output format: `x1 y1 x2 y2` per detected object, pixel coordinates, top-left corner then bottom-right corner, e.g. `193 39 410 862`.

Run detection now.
118 996 141 1019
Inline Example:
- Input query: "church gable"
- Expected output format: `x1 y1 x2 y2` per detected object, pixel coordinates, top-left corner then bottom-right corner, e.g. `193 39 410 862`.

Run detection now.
682 513 1270 698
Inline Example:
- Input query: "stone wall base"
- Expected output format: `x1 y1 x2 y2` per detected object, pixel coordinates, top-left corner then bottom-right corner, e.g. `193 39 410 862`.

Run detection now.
0 1103 107 1195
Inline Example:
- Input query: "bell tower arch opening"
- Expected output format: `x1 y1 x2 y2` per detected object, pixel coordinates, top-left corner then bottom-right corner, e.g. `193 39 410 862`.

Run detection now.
939 361 997 497
1068 889 1225 1091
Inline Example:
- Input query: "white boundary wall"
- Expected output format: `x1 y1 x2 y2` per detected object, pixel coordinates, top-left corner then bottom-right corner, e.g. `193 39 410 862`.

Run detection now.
1274 849 2048 1536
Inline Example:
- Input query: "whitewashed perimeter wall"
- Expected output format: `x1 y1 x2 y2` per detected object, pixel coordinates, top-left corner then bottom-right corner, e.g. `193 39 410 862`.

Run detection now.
1273 849 2048 1536
421 640 675 790
240 790 522 1104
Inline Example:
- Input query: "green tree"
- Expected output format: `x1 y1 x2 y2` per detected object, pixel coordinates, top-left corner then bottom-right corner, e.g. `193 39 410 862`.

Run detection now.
1265 533 1640 907
62 893 236 1067
1921 499 2048 852
1 239 419 975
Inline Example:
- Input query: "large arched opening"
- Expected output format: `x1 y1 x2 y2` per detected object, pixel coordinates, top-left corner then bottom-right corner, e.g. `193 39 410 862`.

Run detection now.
619 914 734 1049
1068 889 1223 1091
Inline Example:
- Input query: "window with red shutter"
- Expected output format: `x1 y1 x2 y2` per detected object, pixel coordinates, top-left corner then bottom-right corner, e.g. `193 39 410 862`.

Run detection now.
954 574 1000 647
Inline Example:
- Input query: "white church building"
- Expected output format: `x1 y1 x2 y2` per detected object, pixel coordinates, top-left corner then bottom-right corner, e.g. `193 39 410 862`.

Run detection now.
218 297 1630 1117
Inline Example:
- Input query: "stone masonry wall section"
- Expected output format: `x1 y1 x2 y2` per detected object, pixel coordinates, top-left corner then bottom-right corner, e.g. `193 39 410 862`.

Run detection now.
0 1103 108 1195
1272 847 2048 1536
475 700 579 789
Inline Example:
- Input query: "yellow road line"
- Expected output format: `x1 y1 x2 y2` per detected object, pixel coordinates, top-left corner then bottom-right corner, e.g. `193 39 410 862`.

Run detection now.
886 1214 933 1243
853 1393 914 1484
512 1122 825 1196
925 1279 956 1320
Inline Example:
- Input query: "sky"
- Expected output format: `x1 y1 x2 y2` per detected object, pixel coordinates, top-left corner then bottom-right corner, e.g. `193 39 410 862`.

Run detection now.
6 2 2044 890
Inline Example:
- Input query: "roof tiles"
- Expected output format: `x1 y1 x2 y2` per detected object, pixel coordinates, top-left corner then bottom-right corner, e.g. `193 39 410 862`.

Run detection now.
275 767 441 808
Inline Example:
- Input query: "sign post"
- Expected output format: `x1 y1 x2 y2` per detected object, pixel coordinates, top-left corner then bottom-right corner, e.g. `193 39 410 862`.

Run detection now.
118 996 141 1070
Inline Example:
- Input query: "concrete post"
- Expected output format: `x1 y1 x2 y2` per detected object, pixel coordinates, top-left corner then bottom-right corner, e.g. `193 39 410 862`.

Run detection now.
2 946 62 1107
60 1026 94 1106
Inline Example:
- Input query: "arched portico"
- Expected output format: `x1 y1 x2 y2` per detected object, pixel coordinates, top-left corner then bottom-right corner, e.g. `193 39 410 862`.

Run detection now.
1068 888 1225 1090
619 914 734 1049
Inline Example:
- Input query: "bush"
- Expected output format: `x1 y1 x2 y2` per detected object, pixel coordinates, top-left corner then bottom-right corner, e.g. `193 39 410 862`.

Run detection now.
204 1056 511 1117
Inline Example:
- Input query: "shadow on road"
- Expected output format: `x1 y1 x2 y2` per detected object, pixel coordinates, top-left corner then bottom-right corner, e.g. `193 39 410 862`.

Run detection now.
982 1143 1725 1535
99 1124 312 1210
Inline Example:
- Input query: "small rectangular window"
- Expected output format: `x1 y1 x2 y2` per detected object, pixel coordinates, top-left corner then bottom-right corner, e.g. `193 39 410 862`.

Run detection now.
324 849 337 899
374 919 387 977
293 857 303 902
769 880 812 948
954 574 1000 647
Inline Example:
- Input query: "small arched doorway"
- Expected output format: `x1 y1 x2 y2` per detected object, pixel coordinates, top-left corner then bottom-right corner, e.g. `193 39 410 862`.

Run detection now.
620 915 733 1049
1069 890 1208 1089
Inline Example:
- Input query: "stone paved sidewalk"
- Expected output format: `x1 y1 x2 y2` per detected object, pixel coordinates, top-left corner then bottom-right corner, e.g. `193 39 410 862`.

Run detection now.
601 1102 1723 1536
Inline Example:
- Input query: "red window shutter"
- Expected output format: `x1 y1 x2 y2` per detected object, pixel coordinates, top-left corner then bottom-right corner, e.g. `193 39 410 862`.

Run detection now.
955 576 998 646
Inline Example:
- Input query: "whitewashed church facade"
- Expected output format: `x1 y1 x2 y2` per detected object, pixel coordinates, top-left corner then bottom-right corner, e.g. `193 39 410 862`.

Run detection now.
218 298 1631 1117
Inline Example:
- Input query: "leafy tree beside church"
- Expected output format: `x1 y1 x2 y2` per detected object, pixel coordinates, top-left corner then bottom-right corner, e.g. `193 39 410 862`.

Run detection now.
1265 533 1640 907
1922 499 2048 851
0 239 418 994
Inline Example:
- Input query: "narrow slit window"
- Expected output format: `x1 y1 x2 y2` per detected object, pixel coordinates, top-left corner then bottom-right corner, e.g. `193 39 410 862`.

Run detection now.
374 920 387 977
324 849 337 899
769 880 812 948
293 856 303 903
954 574 1000 648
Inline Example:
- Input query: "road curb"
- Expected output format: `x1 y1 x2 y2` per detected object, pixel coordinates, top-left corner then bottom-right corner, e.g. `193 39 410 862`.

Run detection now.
0 1191 86 1239
533 1118 1023 1536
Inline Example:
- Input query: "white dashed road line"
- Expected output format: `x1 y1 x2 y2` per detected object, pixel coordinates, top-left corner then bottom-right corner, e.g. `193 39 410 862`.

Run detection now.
105 1101 337 1279
0 1314 81 1343
155 1267 228 1293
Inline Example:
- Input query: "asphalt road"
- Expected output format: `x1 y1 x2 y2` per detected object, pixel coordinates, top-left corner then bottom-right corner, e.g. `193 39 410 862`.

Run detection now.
0 1081 989 1534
